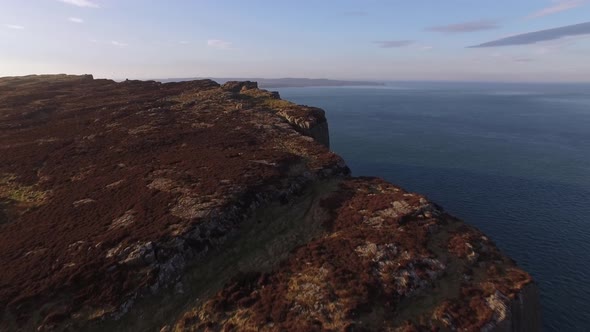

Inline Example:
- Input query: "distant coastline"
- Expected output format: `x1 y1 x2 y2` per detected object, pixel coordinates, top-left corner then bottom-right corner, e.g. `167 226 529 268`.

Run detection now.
157 77 385 88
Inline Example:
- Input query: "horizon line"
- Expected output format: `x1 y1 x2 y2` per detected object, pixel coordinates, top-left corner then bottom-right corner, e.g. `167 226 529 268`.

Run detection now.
2 73 590 85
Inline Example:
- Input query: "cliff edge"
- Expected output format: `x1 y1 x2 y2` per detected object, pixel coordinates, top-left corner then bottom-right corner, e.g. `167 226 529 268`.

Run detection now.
0 75 540 331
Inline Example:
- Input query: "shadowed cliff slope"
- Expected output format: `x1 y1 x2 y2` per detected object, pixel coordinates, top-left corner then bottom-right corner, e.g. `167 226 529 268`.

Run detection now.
0 75 540 331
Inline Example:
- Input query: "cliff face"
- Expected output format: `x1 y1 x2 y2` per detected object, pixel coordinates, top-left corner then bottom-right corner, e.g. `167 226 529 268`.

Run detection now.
0 75 540 331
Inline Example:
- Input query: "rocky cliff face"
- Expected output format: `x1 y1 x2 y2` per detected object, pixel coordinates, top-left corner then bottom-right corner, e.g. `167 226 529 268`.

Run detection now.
0 75 540 331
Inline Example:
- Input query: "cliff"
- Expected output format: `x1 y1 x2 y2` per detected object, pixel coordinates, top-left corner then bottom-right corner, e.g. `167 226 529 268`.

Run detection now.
0 75 540 331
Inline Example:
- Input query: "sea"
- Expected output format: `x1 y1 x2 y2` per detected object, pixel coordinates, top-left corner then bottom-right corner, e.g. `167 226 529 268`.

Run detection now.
275 82 590 331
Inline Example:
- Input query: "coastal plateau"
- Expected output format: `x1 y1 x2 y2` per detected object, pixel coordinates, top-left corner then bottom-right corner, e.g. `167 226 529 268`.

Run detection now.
0 75 540 331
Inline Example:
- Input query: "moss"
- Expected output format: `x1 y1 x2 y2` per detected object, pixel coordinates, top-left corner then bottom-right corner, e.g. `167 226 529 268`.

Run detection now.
262 98 294 110
0 174 47 206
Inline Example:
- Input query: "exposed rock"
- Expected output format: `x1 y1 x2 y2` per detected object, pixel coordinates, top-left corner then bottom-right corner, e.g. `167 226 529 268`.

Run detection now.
0 75 539 331
72 198 97 207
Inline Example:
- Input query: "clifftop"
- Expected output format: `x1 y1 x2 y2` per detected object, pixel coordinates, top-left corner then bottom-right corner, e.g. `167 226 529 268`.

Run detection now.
0 75 540 331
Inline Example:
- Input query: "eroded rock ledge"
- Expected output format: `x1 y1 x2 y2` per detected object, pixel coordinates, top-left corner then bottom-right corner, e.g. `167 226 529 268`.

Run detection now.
0 75 540 331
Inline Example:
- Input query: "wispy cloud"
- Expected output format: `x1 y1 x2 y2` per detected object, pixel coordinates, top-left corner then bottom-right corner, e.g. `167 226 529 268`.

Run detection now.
57 0 99 8
179 40 190 45
111 40 128 47
4 24 25 30
374 40 414 48
470 21 590 47
68 17 84 23
207 39 232 50
527 0 587 19
427 20 500 33
514 57 535 63
88 39 129 47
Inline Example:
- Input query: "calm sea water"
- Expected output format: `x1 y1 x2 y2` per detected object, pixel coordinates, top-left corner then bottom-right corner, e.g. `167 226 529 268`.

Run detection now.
276 82 590 331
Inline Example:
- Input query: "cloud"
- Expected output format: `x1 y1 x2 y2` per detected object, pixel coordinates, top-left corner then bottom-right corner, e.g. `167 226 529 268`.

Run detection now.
514 57 535 62
374 40 414 48
427 20 500 33
470 21 590 47
4 24 25 30
111 41 128 47
68 17 84 23
207 39 232 49
179 41 190 45
88 39 129 47
527 0 587 19
57 0 99 8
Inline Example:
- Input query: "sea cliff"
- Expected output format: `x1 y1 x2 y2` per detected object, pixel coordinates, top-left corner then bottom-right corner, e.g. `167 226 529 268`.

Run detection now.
0 75 540 331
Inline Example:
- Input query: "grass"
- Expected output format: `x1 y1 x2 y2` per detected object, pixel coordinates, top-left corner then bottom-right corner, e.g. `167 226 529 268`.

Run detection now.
262 98 294 110
239 89 296 110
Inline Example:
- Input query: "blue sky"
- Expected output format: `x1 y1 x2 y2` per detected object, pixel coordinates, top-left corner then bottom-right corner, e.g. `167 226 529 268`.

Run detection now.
1 0 590 81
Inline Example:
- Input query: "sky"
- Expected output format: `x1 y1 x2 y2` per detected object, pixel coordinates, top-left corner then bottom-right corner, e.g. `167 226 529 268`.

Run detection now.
1 0 590 82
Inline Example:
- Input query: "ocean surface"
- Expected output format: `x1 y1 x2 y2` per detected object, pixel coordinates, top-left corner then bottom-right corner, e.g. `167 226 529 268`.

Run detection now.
276 82 590 331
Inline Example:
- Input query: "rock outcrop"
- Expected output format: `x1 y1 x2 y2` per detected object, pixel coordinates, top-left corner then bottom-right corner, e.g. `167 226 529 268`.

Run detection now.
0 75 540 331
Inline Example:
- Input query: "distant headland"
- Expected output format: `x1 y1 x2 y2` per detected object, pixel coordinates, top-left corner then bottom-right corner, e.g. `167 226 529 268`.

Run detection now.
157 77 386 88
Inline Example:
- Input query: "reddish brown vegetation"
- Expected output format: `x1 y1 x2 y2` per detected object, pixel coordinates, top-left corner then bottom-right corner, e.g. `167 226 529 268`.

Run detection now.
174 178 535 331
0 75 345 329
